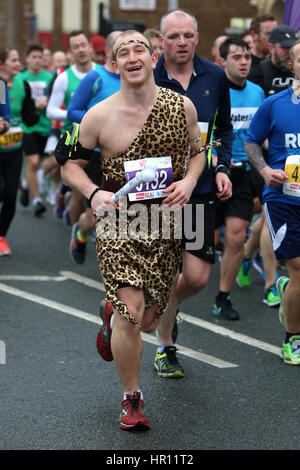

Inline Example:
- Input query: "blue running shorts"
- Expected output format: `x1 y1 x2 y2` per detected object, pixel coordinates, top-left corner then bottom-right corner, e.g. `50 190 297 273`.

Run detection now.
264 201 300 261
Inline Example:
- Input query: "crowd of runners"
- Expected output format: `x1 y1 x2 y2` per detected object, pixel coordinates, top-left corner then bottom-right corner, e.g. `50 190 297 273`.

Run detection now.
1 8 300 432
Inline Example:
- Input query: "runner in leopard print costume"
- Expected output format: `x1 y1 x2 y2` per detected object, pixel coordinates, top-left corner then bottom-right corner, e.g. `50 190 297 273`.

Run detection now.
60 30 206 431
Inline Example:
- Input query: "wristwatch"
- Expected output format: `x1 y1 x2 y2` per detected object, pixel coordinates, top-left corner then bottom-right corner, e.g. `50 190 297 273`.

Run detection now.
215 164 231 177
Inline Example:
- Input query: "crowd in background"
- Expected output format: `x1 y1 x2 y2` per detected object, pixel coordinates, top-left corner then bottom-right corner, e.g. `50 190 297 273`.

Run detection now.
1 8 300 430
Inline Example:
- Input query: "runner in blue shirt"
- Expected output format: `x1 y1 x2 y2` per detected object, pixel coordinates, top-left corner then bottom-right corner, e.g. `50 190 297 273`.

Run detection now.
67 31 121 265
212 38 269 320
245 39 300 365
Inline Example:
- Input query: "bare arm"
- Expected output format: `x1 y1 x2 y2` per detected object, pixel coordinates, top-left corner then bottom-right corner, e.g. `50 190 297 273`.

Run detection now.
245 141 287 188
61 106 117 213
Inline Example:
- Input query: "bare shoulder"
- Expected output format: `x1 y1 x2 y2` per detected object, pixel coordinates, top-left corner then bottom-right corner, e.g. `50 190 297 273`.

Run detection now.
182 95 197 123
79 92 120 148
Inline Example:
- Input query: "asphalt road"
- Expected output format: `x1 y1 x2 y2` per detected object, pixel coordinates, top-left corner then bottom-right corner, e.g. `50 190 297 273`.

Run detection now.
0 196 299 453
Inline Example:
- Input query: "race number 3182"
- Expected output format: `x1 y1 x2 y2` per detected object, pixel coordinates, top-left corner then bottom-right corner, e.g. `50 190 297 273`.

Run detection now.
124 156 173 201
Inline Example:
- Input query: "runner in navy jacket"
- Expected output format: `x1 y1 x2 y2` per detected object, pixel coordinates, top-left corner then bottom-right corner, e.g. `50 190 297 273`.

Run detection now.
153 9 233 379
154 53 232 196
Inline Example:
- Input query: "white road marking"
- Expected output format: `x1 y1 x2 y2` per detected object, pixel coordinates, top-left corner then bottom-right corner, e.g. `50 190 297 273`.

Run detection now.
141 332 238 368
178 312 281 356
0 281 237 369
61 271 282 357
0 282 101 325
1 271 282 360
0 275 65 281
60 271 105 291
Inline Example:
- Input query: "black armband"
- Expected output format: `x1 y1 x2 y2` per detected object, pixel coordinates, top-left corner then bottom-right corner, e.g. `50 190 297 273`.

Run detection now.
215 164 231 177
54 123 93 166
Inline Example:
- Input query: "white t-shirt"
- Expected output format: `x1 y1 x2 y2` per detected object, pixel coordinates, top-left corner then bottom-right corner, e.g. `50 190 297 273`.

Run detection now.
46 63 97 121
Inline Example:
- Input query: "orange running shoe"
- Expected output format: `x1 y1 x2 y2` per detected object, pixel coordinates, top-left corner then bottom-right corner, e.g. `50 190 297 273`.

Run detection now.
0 237 11 256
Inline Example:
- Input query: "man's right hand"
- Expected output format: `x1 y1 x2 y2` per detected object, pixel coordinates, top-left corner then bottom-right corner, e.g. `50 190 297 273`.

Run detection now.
260 166 288 188
92 190 118 215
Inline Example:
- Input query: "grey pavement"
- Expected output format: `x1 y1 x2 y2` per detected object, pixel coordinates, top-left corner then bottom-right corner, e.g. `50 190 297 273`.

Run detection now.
0 197 299 452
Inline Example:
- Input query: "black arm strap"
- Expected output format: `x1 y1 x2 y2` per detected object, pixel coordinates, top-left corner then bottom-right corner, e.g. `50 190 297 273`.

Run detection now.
54 123 94 165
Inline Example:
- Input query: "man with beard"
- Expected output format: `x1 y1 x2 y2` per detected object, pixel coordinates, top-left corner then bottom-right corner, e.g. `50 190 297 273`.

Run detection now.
249 25 297 97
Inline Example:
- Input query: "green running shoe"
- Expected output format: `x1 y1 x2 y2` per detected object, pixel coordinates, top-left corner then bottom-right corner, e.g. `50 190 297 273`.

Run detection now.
276 276 289 327
236 258 252 288
282 335 300 365
263 283 281 307
154 346 184 378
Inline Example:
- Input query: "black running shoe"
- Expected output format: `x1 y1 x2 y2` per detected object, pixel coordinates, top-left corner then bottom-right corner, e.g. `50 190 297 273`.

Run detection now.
20 187 29 207
154 346 184 378
212 295 240 320
34 201 47 217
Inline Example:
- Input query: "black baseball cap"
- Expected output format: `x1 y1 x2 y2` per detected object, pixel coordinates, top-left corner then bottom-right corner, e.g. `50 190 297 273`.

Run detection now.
269 25 297 47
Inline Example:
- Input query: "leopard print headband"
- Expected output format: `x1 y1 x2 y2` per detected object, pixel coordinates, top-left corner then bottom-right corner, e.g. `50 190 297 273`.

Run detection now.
113 39 152 61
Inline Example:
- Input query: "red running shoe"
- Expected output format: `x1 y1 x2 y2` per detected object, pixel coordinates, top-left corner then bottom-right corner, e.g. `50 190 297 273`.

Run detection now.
120 392 150 431
0 237 11 256
96 300 113 361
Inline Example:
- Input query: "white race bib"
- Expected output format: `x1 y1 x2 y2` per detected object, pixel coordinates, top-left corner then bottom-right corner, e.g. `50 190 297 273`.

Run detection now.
124 157 173 201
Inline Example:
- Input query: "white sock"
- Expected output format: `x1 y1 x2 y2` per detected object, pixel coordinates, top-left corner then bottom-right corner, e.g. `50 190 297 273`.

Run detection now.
21 178 28 189
158 344 174 354
33 197 43 206
123 390 143 400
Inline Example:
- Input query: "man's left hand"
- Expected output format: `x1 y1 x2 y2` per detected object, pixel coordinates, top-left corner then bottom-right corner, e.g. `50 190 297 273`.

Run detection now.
162 179 194 208
215 172 232 200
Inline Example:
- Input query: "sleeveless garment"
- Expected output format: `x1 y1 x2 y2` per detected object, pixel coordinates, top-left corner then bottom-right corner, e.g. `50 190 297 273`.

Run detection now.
95 87 189 324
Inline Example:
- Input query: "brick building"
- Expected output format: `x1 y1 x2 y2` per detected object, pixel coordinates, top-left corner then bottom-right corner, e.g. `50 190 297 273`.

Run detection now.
110 0 285 60
0 0 286 62
0 0 35 61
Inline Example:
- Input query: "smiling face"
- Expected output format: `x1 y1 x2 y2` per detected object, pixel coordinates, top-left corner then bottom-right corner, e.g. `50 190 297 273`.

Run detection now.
112 32 157 86
4 49 22 77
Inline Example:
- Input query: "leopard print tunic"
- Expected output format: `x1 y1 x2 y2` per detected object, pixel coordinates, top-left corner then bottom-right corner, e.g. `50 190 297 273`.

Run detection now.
95 87 189 325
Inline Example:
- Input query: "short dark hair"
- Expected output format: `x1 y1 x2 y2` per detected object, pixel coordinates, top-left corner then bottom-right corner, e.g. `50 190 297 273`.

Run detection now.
26 44 43 56
144 28 160 40
250 14 276 34
220 37 250 59
67 30 88 48
0 48 10 65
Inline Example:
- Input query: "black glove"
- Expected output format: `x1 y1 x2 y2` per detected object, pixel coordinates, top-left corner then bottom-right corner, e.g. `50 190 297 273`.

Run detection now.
21 81 39 127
